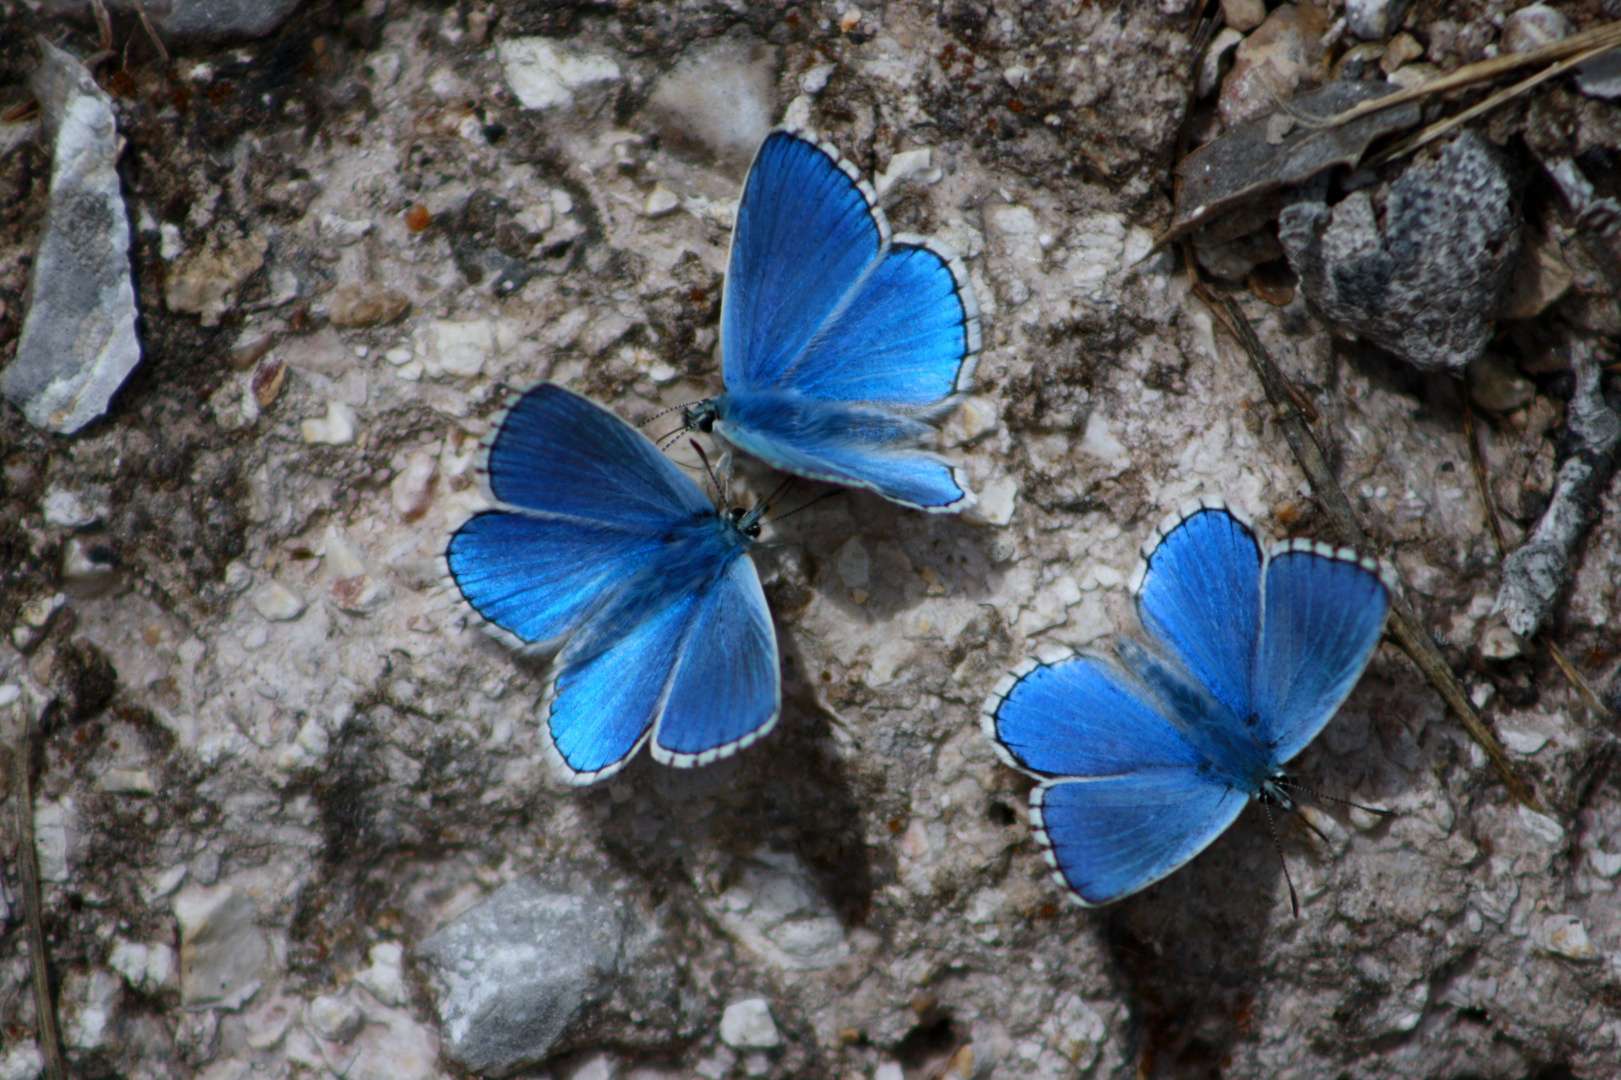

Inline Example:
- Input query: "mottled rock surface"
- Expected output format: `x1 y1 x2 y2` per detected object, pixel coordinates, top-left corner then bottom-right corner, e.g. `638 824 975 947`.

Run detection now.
0 5 1619 1080
1279 131 1522 374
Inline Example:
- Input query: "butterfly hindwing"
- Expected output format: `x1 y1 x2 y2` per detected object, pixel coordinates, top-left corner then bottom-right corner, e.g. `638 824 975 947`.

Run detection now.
1034 770 1249 907
446 510 660 651
722 129 886 391
1253 541 1392 765
545 592 696 783
1134 499 1264 721
984 651 1246 906
715 396 973 512
653 556 781 766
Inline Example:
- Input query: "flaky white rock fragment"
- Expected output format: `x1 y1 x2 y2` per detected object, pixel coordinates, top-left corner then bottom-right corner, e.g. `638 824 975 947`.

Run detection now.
720 999 780 1049
3 41 142 434
499 37 621 110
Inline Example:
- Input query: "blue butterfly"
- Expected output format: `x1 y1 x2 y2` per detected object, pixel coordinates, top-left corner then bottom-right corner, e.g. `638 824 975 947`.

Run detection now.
981 499 1393 907
684 127 982 513
445 383 780 785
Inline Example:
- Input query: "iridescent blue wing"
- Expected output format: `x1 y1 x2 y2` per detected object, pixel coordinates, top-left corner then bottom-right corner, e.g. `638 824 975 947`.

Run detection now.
722 128 887 391
1252 541 1392 766
446 511 661 651
982 651 1246 906
779 235 980 406
1132 500 1263 721
479 382 713 525
1034 771 1248 907
446 383 710 650
652 557 780 766
716 128 980 512
715 394 972 512
544 592 697 784
981 651 1204 778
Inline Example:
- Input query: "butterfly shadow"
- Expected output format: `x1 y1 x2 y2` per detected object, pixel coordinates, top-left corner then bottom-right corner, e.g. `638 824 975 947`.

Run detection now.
577 632 882 934
755 479 1011 627
1091 656 1427 1079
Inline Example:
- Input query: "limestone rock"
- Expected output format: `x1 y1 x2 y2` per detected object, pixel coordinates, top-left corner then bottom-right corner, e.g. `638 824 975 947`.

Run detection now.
3 41 141 434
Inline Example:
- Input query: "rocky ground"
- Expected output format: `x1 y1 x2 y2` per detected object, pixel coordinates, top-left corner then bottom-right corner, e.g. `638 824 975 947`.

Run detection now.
1 1 1620 1079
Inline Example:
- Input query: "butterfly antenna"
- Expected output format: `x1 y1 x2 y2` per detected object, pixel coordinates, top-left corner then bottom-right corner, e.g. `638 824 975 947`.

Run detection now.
658 426 689 451
1260 798 1301 919
1276 779 1397 819
639 400 701 429
690 439 726 503
766 487 843 525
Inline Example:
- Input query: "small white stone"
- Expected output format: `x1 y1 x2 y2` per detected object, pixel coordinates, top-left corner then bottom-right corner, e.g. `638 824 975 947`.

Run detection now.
1498 728 1549 755
391 451 440 522
108 939 151 987
874 148 935 198
1517 804 1565 846
568 1054 617 1080
252 582 307 622
799 63 835 94
1078 411 1127 463
642 183 681 218
958 397 999 441
308 993 365 1042
720 998 780 1049
384 346 414 366
1589 849 1621 878
42 487 102 527
1479 624 1523 660
173 882 272 1009
34 798 73 882
499 37 621 111
355 941 407 1006
100 769 156 794
964 477 1017 527
433 319 496 378
0 1045 44 1080
646 33 777 164
1538 914 1598 961
301 400 357 445
874 1064 905 1080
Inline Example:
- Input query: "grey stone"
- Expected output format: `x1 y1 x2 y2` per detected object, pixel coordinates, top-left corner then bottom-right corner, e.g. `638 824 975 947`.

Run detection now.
1345 0 1414 40
43 0 303 44
173 883 272 1010
1278 131 1520 373
3 41 140 434
417 871 678 1077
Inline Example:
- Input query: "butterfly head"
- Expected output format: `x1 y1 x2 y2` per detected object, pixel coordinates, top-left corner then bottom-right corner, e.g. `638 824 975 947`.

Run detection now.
1257 773 1294 811
684 398 721 434
726 503 766 541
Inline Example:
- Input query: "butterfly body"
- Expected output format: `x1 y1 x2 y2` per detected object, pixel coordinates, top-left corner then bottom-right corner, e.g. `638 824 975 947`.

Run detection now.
446 383 780 785
693 127 982 513
983 499 1393 907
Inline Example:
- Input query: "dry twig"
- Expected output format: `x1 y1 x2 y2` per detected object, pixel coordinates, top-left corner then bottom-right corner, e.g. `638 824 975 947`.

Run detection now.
1198 288 1540 808
13 702 67 1080
1496 340 1621 639
1325 21 1621 131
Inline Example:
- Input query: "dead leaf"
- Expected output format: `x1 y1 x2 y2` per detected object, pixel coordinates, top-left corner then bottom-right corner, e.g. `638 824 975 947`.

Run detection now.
1165 82 1422 246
